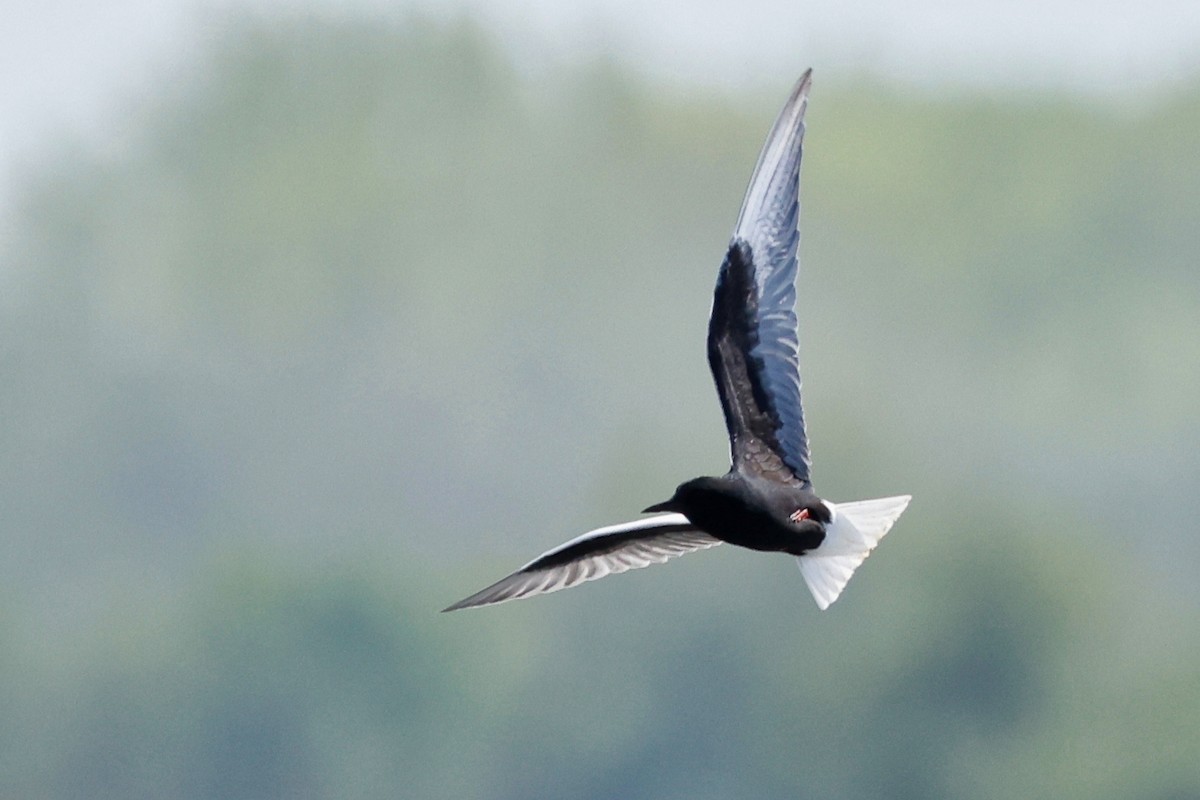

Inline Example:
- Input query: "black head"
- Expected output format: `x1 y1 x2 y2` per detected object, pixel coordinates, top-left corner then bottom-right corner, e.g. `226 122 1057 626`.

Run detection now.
642 477 728 515
642 497 677 514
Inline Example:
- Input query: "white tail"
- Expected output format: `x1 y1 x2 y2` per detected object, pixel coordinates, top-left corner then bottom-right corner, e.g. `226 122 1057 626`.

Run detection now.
797 495 911 610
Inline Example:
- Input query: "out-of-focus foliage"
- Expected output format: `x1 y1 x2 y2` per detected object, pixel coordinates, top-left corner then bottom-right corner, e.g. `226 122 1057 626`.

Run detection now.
1 13 1198 799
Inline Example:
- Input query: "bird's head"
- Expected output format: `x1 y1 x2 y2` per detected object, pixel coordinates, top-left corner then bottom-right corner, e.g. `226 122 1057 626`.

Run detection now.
642 498 678 514
642 477 724 515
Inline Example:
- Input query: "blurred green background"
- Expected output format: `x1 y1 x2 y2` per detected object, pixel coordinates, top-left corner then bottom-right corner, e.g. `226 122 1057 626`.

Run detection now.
2 7 1199 799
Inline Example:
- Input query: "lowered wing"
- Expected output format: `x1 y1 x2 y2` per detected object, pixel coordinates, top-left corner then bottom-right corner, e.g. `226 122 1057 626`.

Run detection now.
443 514 721 611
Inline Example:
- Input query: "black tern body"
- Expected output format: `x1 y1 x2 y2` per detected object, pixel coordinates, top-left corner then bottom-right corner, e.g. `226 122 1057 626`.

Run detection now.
445 71 910 612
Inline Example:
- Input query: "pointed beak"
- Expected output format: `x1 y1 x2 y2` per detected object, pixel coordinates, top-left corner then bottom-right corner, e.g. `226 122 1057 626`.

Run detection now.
643 499 678 514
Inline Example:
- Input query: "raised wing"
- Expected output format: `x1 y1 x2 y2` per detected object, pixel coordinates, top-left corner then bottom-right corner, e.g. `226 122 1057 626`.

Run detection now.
442 515 721 611
708 70 812 486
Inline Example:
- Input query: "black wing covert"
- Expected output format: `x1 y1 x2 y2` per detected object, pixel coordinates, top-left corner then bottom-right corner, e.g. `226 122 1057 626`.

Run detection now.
708 71 812 486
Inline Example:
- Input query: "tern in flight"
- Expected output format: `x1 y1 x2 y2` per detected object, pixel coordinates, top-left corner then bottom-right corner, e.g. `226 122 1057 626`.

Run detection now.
445 71 910 612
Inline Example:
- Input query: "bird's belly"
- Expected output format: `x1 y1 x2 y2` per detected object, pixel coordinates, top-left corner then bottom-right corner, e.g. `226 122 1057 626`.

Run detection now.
689 511 822 555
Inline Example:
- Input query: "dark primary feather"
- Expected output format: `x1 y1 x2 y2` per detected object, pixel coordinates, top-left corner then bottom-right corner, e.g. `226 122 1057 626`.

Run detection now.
708 69 812 486
441 514 721 611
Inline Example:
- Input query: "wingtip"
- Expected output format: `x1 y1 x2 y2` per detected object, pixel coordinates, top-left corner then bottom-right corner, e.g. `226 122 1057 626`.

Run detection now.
789 69 813 105
441 589 498 612
440 592 495 613
441 596 496 613
770 71 811 122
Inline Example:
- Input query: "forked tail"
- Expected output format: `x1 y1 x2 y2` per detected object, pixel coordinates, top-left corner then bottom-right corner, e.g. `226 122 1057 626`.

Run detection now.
797 495 911 610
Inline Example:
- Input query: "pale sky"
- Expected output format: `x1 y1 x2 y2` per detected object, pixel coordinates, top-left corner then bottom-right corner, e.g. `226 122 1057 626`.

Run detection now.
2 0 1198 214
